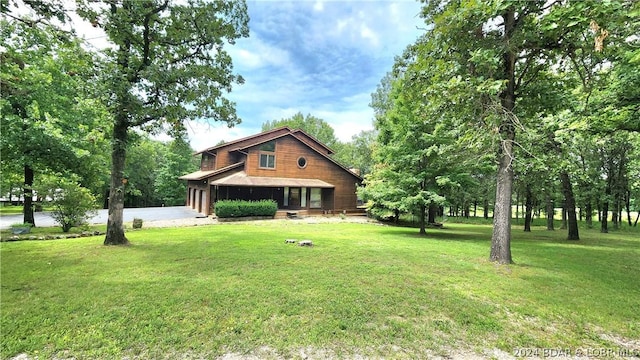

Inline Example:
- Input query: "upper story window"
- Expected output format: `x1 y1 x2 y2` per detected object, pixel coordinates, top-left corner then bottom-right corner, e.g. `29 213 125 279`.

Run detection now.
259 153 275 169
297 156 307 168
201 154 215 170
258 141 276 169
259 141 276 152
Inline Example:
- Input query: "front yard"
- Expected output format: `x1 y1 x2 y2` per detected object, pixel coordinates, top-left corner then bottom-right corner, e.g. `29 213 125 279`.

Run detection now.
1 221 638 359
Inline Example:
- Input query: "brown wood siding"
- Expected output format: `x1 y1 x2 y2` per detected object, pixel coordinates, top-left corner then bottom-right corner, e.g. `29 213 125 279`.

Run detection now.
244 136 360 211
210 128 290 170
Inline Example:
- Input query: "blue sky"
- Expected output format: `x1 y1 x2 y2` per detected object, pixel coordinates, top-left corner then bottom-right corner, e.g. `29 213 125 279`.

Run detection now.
187 0 425 151
62 0 425 151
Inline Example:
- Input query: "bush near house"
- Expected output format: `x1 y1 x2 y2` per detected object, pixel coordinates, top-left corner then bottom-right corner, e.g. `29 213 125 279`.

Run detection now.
215 199 278 218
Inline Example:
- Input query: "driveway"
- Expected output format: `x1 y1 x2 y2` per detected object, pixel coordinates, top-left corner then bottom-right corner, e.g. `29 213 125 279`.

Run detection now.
0 206 205 230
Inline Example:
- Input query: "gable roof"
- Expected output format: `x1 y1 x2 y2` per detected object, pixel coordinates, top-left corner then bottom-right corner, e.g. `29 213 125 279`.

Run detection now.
194 126 334 155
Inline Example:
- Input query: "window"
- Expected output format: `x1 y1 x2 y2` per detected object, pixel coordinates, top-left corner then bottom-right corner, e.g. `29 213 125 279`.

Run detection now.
259 141 275 152
259 153 275 169
310 188 321 209
301 187 307 207
297 156 307 168
258 141 275 169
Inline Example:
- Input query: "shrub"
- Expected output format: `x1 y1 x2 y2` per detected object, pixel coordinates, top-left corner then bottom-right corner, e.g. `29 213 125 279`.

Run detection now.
46 179 98 232
215 199 277 218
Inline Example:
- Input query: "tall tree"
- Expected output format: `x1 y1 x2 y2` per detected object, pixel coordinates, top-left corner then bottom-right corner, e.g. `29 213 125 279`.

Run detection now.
416 0 634 262
262 112 340 150
0 18 109 226
364 46 474 234
331 130 377 176
155 136 199 206
75 0 249 245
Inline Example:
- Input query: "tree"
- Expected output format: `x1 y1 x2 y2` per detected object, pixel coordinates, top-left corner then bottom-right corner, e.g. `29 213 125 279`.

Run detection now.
74 0 249 245
332 130 377 176
122 135 164 208
43 176 98 232
262 112 340 150
0 18 109 226
155 136 199 206
363 48 474 234
415 0 634 262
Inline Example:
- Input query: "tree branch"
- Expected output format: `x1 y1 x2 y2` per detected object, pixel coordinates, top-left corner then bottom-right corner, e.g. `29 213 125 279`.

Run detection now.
137 0 169 75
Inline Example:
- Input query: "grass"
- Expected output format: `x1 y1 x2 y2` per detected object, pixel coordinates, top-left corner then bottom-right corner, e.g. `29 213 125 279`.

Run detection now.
1 221 639 359
0 205 24 216
0 224 107 241
0 205 57 216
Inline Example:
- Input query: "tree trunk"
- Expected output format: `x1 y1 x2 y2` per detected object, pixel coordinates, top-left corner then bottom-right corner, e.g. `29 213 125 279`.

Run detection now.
490 139 514 264
483 198 489 219
104 118 130 245
546 195 554 230
490 8 517 264
515 191 519 223
626 191 632 226
419 204 426 235
524 184 533 232
561 199 567 229
612 199 619 229
601 200 609 233
560 171 579 240
428 202 438 224
585 200 592 228
22 165 35 226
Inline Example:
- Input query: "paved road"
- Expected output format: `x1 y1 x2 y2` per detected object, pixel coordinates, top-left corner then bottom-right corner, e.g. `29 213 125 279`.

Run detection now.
0 206 205 229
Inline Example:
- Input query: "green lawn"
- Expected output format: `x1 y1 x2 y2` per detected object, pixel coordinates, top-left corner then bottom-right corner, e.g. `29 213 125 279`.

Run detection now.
0 205 25 216
1 221 638 359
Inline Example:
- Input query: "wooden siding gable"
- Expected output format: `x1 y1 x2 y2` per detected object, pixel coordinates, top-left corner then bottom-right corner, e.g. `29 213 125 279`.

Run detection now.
243 134 363 183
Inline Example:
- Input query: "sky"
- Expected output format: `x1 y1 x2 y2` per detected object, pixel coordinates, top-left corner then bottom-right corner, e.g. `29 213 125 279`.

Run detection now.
197 0 426 152
53 0 426 152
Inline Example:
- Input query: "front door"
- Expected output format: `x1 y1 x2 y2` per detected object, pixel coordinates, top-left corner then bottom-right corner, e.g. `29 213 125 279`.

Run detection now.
288 187 301 209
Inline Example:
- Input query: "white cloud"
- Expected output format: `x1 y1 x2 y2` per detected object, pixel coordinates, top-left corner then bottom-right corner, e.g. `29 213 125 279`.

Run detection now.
360 23 379 47
105 1 424 150
228 37 292 70
184 121 256 152
317 109 375 142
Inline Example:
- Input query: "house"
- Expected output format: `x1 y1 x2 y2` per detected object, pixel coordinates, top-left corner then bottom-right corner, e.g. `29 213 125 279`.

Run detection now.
179 127 363 216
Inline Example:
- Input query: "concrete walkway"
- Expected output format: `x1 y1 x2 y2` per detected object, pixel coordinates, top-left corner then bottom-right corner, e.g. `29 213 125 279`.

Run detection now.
0 206 206 230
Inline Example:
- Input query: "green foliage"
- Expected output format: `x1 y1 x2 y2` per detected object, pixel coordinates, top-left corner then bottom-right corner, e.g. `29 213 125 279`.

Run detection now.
73 0 250 244
123 135 165 207
43 177 97 232
215 199 277 218
154 137 199 206
332 130 377 176
0 18 111 221
262 112 340 150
